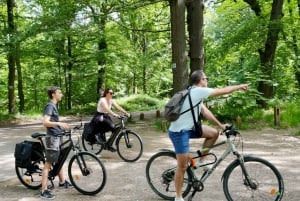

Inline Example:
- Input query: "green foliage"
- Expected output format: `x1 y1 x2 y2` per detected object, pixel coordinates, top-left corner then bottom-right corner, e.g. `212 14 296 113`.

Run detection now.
117 94 165 112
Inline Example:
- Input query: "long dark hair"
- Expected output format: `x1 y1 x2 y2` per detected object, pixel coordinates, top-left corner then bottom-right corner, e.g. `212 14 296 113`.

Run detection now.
102 88 113 97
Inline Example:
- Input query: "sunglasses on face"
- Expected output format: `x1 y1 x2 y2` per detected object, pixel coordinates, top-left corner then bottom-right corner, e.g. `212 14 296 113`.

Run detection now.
202 77 209 81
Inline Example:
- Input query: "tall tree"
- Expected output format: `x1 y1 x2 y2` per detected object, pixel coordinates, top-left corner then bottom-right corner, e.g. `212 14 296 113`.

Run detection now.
169 0 188 92
6 0 16 114
244 0 284 107
186 0 205 74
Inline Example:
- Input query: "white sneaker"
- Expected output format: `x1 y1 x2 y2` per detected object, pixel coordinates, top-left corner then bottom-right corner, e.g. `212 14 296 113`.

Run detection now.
174 197 184 201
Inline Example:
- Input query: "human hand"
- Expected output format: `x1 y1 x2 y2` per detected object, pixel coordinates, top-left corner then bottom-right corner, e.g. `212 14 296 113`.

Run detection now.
221 123 230 131
239 84 249 91
113 113 120 118
59 122 70 130
125 112 131 118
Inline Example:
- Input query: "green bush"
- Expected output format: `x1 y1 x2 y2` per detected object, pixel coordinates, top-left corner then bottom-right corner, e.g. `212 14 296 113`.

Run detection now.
117 94 165 112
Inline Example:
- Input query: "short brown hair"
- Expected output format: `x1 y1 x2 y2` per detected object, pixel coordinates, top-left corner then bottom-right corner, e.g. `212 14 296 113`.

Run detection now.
47 86 61 99
190 70 205 85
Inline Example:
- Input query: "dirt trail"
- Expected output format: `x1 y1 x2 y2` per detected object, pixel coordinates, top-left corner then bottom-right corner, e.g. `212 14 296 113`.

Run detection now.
0 115 299 201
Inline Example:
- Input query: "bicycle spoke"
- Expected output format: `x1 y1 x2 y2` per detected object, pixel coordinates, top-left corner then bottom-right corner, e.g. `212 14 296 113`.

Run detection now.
68 152 106 195
117 131 143 162
223 157 284 201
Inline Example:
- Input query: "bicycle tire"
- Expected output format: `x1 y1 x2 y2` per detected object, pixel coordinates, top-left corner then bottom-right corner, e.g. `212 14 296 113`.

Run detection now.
145 151 192 200
15 161 44 190
223 155 284 201
68 151 107 195
116 130 143 162
81 134 103 155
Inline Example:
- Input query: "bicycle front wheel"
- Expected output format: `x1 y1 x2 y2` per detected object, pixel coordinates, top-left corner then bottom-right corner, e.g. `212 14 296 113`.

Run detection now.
81 134 103 155
145 151 192 200
116 130 143 162
223 155 284 201
15 161 44 190
68 151 107 195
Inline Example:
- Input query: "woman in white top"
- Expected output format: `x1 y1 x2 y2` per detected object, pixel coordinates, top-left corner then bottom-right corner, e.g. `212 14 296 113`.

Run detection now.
92 88 130 148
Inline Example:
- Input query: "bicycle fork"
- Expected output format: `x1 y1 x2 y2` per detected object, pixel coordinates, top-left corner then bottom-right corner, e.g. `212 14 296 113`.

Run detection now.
75 153 90 176
236 154 258 190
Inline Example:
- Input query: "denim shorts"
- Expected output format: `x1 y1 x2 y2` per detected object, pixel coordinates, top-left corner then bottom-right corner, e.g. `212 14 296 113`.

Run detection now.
168 129 200 154
45 135 62 163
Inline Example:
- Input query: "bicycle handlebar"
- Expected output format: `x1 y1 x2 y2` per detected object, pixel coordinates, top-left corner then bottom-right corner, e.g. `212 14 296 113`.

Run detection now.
222 125 240 137
59 125 82 136
117 114 130 120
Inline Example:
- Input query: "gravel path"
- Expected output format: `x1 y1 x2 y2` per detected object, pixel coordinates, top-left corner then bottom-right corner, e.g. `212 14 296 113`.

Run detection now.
0 115 299 201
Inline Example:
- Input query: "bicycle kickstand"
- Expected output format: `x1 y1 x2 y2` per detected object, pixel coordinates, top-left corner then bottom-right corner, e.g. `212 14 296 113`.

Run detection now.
47 179 55 190
188 190 197 201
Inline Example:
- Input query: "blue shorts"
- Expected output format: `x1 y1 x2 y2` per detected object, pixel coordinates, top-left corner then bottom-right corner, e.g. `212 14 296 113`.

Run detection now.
168 130 201 154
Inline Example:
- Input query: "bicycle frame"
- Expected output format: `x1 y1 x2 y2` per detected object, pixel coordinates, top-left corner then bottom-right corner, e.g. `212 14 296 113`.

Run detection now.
192 136 237 183
187 130 263 200
45 128 81 187
100 116 127 148
48 137 73 180
146 126 284 201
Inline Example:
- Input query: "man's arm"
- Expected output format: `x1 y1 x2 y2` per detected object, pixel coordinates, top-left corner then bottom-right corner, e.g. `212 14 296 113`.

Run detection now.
201 104 225 130
210 84 248 97
43 115 69 130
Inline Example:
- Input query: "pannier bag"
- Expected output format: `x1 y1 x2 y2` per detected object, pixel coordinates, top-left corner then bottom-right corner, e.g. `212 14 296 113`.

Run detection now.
83 122 95 144
14 140 43 168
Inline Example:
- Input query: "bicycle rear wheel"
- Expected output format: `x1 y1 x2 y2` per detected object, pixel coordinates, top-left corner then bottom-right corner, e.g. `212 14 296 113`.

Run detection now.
145 151 192 200
81 134 103 155
68 151 106 195
15 161 44 189
116 130 143 162
223 155 284 201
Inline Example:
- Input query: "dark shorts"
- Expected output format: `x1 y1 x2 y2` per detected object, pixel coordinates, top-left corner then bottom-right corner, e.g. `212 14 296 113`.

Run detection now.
45 135 62 163
168 129 201 154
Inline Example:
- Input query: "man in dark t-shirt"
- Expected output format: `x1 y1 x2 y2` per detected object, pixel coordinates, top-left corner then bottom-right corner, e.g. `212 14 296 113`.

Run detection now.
40 86 73 199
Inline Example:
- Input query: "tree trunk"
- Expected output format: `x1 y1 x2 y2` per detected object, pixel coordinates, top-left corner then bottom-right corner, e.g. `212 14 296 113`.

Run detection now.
169 0 188 93
257 0 284 108
16 42 25 113
186 0 205 75
244 0 284 108
142 32 147 94
6 0 16 114
286 0 300 87
66 35 72 110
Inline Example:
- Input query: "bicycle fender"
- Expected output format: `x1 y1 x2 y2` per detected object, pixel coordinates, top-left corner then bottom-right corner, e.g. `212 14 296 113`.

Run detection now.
221 154 255 182
158 149 175 153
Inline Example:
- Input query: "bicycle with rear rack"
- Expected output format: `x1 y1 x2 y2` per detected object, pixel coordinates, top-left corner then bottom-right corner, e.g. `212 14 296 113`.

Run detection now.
15 125 107 195
82 115 143 162
146 125 284 201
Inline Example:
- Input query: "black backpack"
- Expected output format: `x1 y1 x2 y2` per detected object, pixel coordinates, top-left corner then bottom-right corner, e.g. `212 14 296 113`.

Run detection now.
14 140 43 168
83 122 96 144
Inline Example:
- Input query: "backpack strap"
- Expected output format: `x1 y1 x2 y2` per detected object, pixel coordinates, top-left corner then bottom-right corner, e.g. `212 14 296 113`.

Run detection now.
187 88 202 127
179 88 201 115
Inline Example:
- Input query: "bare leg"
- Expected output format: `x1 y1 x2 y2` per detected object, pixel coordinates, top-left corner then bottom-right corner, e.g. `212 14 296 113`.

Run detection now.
41 162 52 192
58 168 65 183
200 125 219 159
175 153 189 198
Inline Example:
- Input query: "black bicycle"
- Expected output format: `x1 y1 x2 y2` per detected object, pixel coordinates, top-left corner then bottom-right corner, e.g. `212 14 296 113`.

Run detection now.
82 115 143 162
15 126 107 195
146 126 284 201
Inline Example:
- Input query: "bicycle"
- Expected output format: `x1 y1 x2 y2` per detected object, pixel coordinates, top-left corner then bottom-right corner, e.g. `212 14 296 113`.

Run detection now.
82 115 143 162
15 125 107 195
146 125 284 201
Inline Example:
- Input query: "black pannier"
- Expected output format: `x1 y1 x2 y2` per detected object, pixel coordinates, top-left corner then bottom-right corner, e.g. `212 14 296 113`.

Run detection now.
83 123 95 144
14 140 43 168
